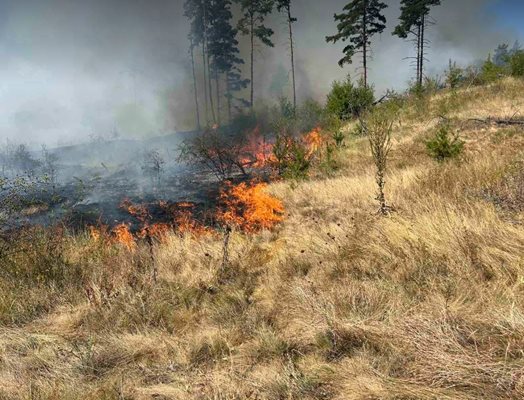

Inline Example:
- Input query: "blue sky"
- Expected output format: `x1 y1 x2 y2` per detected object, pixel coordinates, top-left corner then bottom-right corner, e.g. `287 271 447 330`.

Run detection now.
489 0 524 40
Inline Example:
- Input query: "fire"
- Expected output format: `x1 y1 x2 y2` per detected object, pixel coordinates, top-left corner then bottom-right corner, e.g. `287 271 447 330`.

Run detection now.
89 225 103 241
112 223 136 250
139 223 171 242
120 198 150 222
240 126 275 169
216 181 284 233
303 127 323 158
240 126 325 173
159 201 211 236
89 222 137 251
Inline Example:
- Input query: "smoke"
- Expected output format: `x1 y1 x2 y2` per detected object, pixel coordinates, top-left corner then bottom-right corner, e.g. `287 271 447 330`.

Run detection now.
0 0 520 146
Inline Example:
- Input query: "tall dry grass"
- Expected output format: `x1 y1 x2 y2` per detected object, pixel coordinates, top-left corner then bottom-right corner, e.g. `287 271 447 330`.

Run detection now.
0 78 523 399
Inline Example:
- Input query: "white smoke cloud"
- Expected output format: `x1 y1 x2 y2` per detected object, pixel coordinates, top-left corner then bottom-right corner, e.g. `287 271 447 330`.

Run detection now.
0 0 519 146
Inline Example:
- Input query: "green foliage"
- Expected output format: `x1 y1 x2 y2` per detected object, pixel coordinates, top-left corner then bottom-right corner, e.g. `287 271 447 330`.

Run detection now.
393 0 441 39
509 51 524 77
326 0 387 68
481 54 507 83
296 99 324 132
332 130 345 148
278 96 295 119
446 60 464 89
326 76 374 120
272 135 310 180
425 124 464 162
349 121 366 137
236 0 275 47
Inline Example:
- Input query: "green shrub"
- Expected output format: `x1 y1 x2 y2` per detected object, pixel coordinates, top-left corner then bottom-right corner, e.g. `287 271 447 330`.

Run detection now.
326 76 374 120
297 99 324 132
481 54 507 83
446 60 464 89
509 51 524 77
426 124 464 162
332 130 345 148
272 135 310 180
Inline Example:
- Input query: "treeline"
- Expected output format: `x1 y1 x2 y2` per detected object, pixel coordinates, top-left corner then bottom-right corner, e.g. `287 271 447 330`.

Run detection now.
183 0 448 130
183 0 296 129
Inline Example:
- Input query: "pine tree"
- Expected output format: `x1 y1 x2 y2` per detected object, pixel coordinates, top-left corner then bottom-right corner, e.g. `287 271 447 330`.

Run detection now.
393 0 441 88
235 0 275 110
275 0 297 111
326 0 387 87
184 0 203 129
184 0 215 126
207 0 249 122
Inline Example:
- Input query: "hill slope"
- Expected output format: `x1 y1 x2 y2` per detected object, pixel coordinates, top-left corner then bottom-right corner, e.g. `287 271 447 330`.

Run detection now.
1 79 523 400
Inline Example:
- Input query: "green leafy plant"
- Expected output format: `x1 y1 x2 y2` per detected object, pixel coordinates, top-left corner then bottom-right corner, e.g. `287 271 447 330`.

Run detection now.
426 124 464 162
326 76 374 120
272 135 310 180
509 51 524 77
481 54 507 83
332 130 345 148
446 59 464 89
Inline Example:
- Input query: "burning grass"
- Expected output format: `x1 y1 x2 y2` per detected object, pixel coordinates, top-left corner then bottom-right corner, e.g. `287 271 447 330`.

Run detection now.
88 180 286 249
216 181 285 233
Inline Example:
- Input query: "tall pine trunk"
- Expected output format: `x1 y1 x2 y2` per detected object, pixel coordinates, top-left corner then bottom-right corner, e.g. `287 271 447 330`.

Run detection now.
287 5 296 111
215 70 221 126
419 14 425 87
207 55 216 124
202 47 209 126
362 7 368 87
414 22 422 88
227 79 232 123
250 13 255 111
202 2 216 124
190 41 201 130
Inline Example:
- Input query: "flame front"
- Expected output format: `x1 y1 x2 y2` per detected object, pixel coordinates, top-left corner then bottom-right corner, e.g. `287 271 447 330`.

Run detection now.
112 223 136 250
216 181 284 233
303 127 323 158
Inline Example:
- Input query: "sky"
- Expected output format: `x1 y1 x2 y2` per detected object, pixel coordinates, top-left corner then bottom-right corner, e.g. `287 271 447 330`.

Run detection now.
0 0 521 147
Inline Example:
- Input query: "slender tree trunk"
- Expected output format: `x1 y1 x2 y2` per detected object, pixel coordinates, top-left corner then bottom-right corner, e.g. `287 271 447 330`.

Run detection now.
215 70 221 126
250 13 255 111
419 14 425 87
362 7 368 87
202 45 209 126
287 5 296 111
207 57 216 124
202 1 216 124
201 1 209 126
415 23 421 87
227 76 232 122
190 41 201 131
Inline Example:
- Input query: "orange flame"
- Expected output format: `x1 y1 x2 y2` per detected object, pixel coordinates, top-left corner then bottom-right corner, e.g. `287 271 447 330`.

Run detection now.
112 223 136 250
216 181 284 233
159 201 211 236
119 198 150 222
303 127 323 158
138 222 171 242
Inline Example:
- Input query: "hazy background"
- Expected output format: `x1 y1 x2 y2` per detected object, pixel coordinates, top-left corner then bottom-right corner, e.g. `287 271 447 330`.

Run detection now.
0 0 521 146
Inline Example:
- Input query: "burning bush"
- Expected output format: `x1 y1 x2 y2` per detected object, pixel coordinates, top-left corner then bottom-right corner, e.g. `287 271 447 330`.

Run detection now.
216 181 284 233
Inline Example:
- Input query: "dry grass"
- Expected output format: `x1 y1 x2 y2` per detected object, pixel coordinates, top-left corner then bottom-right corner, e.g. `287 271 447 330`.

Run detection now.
1 78 523 399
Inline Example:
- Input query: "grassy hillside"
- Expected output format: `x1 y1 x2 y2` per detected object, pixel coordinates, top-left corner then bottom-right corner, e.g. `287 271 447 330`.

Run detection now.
1 78 523 399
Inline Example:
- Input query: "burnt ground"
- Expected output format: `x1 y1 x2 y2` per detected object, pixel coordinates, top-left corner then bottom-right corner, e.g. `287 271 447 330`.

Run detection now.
4 132 230 232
